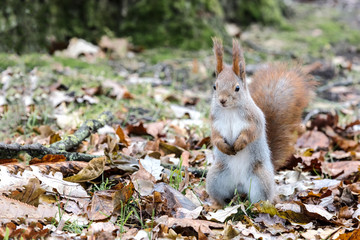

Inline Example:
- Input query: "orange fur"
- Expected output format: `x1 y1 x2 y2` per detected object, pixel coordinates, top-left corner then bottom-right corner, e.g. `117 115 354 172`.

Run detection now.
233 118 260 152
211 127 236 155
249 64 316 170
212 37 224 74
232 39 246 81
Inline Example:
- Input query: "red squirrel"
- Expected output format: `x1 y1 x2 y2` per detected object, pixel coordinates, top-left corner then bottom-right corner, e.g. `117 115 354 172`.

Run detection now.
206 38 315 206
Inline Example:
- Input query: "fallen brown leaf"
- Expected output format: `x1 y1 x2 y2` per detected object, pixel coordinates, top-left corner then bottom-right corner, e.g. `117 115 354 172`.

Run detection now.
159 141 184 158
322 161 360 179
64 157 106 182
0 159 18 164
296 130 330 150
49 133 61 144
146 121 166 138
29 154 66 164
126 122 148 136
131 161 155 196
0 196 57 224
34 125 54 138
339 206 354 219
116 125 131 147
154 182 198 214
87 182 134 220
8 178 45 207
156 215 223 236
174 136 190 150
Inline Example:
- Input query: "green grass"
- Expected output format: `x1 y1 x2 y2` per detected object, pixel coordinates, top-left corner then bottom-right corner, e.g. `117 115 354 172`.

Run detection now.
245 4 360 60
63 220 89 234
0 53 17 70
91 178 115 192
116 202 135 234
53 56 114 75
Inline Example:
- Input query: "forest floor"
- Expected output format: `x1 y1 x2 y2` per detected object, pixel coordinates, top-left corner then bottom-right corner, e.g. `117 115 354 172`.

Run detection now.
0 1 360 239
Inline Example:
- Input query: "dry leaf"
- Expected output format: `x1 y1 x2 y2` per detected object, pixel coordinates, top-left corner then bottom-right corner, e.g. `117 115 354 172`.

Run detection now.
140 155 163 181
159 141 184 157
116 125 131 147
29 154 66 164
174 136 189 150
87 182 134 220
0 196 57 224
103 79 133 99
146 121 166 138
36 125 54 138
156 215 223 236
29 166 89 198
8 178 45 207
33 161 88 176
154 182 198 213
175 206 203 219
131 161 155 196
205 205 240 222
64 157 106 182
296 130 330 150
0 159 18 164
126 122 148 136
322 161 360 179
49 133 62 144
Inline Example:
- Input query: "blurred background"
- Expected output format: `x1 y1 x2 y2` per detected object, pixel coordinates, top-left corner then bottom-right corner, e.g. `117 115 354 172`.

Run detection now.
0 0 359 140
1 1 360 239
1 0 359 54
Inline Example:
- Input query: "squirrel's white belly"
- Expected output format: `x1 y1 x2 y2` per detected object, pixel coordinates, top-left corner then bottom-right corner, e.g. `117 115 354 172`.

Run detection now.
213 143 252 192
213 109 248 145
228 147 251 184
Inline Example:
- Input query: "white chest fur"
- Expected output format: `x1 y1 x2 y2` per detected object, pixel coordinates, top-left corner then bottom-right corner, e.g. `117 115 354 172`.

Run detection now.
212 109 248 145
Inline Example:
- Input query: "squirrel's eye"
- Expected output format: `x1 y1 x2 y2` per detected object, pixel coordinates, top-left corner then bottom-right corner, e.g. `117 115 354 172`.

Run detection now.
235 85 240 92
213 84 216 90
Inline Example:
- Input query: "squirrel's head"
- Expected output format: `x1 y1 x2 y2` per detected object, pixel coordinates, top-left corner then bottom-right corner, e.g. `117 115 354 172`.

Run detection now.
212 38 246 108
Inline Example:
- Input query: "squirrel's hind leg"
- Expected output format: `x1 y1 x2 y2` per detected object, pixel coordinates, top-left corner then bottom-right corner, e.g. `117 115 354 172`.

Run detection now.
242 162 275 203
206 163 235 206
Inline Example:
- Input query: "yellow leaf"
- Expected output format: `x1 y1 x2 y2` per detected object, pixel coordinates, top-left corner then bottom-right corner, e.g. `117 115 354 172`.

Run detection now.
64 157 106 182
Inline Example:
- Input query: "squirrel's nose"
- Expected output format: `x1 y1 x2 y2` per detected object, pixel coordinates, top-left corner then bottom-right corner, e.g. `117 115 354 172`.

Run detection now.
220 99 227 105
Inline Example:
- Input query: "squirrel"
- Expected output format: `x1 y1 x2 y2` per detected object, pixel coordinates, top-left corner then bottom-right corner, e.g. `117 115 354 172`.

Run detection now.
206 38 315 206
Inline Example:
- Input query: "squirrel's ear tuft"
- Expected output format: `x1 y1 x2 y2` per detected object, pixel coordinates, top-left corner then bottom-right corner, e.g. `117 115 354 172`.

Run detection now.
232 39 246 81
212 37 224 75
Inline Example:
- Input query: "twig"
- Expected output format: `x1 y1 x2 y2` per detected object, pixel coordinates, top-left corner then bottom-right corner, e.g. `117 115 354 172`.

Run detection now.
0 143 101 161
0 111 113 161
50 111 113 151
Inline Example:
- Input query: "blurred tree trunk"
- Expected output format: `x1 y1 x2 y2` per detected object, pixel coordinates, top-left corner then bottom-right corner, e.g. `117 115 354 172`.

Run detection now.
0 0 288 53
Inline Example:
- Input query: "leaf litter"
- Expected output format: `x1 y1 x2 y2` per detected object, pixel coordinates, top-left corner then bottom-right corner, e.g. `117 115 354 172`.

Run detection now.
1 10 360 240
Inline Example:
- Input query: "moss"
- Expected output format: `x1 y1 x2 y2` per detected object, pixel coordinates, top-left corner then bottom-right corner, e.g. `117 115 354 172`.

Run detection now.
141 47 203 64
219 0 288 27
22 54 51 70
120 0 227 50
53 56 117 79
0 54 17 70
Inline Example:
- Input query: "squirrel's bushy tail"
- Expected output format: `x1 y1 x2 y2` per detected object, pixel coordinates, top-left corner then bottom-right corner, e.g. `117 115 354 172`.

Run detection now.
249 64 316 170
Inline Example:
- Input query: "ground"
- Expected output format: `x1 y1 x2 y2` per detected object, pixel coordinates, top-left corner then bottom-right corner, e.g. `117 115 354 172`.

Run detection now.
0 1 360 239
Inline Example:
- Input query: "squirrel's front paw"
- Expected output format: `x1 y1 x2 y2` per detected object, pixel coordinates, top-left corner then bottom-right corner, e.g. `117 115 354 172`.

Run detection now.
234 135 248 152
218 142 236 155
